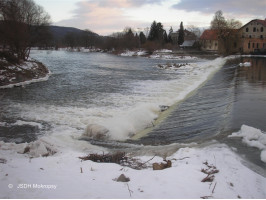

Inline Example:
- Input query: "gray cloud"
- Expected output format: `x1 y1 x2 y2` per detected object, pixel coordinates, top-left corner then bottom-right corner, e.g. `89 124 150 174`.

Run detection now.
172 0 266 17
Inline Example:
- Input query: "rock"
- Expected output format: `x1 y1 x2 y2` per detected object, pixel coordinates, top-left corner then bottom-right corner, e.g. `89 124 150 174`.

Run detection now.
152 160 172 170
83 124 109 140
0 158 7 164
116 174 130 182
159 105 170 112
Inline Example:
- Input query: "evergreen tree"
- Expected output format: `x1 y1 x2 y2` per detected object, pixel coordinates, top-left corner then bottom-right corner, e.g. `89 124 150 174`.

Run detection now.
139 31 146 45
163 31 168 43
156 22 164 41
148 21 157 41
178 22 184 45
168 26 173 43
148 21 165 42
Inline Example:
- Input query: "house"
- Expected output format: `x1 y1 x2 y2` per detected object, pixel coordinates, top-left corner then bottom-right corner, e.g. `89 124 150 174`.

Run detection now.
170 29 197 46
200 19 266 54
199 30 219 51
238 19 266 53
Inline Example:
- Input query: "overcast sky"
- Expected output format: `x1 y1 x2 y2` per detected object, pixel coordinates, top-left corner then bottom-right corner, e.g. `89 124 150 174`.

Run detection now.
35 0 266 35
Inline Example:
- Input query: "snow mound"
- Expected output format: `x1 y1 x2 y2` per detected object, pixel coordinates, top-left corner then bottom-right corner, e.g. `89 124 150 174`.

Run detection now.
120 50 147 57
154 49 172 53
229 125 266 162
239 62 251 67
0 139 57 157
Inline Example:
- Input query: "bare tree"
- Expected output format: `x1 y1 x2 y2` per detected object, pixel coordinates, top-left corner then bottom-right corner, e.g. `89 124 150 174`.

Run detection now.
0 0 51 62
186 25 201 38
210 10 242 55
210 10 227 30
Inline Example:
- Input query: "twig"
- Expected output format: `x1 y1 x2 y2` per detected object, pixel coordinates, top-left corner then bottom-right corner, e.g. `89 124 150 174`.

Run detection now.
80 167 83 173
212 182 217 194
126 183 133 197
140 155 156 167
200 196 213 199
172 157 190 161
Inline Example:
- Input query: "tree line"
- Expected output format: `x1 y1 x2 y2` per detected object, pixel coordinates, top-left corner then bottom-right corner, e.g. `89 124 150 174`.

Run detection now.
0 0 51 63
0 0 243 63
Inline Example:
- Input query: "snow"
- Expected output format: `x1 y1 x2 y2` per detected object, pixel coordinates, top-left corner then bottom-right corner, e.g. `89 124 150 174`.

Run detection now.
0 142 265 198
0 70 51 89
239 62 251 67
154 49 172 53
229 125 266 163
180 40 196 47
120 50 147 57
149 53 198 60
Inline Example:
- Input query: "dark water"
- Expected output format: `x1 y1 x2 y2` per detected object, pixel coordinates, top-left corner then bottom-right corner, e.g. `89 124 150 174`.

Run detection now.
133 57 266 168
135 57 266 144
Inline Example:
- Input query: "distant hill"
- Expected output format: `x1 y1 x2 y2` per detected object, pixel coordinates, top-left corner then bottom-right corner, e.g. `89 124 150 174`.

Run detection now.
49 25 99 41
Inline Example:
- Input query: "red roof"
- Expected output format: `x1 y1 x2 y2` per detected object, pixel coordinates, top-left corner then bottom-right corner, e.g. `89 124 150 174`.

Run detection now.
256 19 266 27
200 30 219 40
241 19 266 29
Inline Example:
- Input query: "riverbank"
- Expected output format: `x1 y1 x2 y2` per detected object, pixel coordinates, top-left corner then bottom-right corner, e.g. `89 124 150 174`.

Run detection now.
0 58 50 89
0 141 265 198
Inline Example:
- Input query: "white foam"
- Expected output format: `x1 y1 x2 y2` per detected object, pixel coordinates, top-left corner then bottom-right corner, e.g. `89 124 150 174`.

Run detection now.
229 125 266 163
13 120 43 129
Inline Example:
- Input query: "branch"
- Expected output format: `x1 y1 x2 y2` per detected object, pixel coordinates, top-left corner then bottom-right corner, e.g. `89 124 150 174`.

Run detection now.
140 155 156 167
126 183 133 197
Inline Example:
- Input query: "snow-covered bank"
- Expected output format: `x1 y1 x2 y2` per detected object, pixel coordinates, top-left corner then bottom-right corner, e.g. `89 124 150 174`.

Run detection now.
149 53 198 60
120 50 147 57
0 143 265 198
0 59 50 89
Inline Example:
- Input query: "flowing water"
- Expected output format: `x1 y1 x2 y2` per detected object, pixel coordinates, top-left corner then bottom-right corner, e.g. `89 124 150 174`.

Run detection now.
0 50 265 169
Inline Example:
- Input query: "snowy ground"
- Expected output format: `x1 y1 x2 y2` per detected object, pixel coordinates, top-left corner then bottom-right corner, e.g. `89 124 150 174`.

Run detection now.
0 141 265 198
0 58 50 89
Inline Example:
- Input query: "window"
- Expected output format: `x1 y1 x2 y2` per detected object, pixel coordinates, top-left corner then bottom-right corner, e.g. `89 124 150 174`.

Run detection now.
246 27 249 32
253 27 256 32
249 35 252 38
234 42 237 48
248 43 250 49
261 27 264 32
261 35 263 39
252 43 255 48
257 43 259 48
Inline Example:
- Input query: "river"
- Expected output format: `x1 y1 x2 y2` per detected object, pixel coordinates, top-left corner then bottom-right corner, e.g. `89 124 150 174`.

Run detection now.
0 50 265 170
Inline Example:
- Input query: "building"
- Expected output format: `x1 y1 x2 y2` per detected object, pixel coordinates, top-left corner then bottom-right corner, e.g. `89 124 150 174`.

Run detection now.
238 19 266 53
199 30 219 51
200 19 266 54
170 29 197 46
